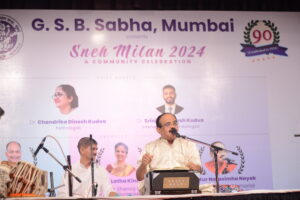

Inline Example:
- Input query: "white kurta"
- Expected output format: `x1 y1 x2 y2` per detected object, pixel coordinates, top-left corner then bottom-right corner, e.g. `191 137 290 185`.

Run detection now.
137 137 201 194
57 162 114 197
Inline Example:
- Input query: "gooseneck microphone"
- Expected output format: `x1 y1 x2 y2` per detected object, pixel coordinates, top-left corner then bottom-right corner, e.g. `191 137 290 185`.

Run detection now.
170 128 180 137
33 137 47 157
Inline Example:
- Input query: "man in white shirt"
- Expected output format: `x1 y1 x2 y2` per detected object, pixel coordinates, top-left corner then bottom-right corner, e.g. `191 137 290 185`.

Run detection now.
58 137 117 197
156 85 184 115
136 113 202 194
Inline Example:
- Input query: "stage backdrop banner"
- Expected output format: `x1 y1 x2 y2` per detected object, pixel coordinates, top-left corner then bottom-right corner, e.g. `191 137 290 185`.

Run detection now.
0 10 299 195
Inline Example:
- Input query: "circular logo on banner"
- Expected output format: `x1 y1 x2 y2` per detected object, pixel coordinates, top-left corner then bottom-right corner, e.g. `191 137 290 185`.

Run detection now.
0 15 24 60
240 20 288 57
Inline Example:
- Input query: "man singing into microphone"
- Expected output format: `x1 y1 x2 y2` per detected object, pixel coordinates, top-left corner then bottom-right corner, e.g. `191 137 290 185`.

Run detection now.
136 113 202 194
57 137 117 197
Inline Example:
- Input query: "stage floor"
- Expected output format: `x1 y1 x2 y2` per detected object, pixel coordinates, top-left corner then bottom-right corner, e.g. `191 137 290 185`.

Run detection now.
8 189 300 200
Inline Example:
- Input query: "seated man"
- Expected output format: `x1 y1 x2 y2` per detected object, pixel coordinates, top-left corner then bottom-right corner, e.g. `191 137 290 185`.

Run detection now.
57 137 117 197
5 141 22 163
136 113 202 194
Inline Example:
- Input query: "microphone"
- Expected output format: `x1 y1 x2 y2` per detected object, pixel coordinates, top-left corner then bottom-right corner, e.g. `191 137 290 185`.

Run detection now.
294 134 300 137
170 128 180 137
33 137 47 157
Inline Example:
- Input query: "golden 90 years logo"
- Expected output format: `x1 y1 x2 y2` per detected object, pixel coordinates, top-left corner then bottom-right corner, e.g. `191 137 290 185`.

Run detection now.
0 15 24 60
240 20 288 57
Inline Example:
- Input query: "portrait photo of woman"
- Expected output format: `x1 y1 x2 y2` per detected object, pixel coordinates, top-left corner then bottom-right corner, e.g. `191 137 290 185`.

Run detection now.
205 141 237 175
106 142 136 177
53 84 78 115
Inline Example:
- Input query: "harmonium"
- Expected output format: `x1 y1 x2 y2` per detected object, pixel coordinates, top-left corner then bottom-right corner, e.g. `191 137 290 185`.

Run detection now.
144 169 200 195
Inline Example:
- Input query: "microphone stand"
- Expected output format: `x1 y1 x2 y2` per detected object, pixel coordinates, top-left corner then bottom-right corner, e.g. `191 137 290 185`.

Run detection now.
90 134 97 197
42 147 82 187
176 134 238 193
67 155 73 197
48 172 56 197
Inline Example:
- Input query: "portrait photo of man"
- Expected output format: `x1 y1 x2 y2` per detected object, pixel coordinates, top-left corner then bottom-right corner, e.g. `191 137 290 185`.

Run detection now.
156 84 184 115
5 141 22 163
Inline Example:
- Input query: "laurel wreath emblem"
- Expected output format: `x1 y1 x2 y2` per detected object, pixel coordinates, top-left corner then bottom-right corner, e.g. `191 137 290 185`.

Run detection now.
263 20 280 44
199 146 206 175
236 146 245 174
137 147 142 154
96 147 105 165
244 20 280 45
30 147 38 166
244 20 259 45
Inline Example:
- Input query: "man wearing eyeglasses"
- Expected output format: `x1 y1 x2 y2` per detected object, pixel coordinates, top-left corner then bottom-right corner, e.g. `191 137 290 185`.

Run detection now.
136 113 202 194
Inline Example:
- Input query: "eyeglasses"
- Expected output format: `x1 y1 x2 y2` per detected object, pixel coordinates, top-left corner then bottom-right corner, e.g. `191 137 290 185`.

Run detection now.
162 120 178 127
52 92 65 98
